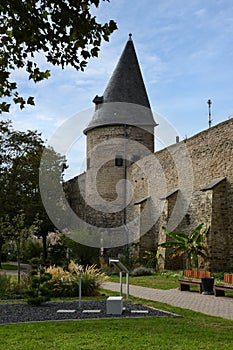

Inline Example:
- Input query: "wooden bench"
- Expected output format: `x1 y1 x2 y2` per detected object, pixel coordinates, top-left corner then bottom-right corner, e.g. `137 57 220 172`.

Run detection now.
215 274 233 297
179 278 203 293
179 270 211 293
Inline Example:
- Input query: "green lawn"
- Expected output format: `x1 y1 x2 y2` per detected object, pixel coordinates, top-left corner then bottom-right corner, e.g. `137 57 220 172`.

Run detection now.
1 263 18 271
0 284 233 349
0 298 233 350
1 262 30 271
1 271 232 349
109 271 182 290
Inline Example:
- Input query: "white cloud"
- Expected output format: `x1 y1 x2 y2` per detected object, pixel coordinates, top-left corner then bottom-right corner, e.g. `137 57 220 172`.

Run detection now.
195 8 206 18
3 0 233 174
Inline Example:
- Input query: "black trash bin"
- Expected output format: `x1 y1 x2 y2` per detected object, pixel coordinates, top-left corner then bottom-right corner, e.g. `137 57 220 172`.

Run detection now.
201 277 215 295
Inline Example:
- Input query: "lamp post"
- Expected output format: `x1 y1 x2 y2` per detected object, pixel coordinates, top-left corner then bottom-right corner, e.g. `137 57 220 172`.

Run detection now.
207 99 212 128
78 267 82 308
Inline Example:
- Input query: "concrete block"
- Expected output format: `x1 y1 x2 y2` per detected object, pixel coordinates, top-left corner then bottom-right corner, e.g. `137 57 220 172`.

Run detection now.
106 296 123 315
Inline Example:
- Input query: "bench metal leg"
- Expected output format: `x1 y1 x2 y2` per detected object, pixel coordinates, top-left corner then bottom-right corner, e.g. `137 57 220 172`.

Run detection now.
215 289 225 297
180 284 190 291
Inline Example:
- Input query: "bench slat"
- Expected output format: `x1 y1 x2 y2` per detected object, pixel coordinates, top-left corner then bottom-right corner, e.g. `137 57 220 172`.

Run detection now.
179 279 203 293
183 270 211 278
215 283 233 297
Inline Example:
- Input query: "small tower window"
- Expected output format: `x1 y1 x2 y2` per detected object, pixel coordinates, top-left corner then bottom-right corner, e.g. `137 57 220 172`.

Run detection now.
115 155 123 167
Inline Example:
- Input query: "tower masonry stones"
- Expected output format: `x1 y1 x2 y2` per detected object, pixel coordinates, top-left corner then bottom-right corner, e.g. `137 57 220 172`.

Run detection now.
80 36 156 249
67 36 233 271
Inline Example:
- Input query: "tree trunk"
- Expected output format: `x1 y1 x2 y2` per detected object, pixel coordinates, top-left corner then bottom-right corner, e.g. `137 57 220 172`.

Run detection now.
0 238 4 269
42 233 47 264
17 256 21 285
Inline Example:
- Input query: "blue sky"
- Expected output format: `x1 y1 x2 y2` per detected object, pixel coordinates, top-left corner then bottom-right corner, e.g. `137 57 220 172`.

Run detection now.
4 0 233 179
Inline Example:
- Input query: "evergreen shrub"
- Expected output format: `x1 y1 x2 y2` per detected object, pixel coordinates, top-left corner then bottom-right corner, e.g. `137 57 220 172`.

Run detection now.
131 266 154 276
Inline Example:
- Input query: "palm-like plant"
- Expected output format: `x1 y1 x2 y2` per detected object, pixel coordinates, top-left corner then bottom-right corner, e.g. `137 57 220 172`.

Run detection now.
159 223 209 269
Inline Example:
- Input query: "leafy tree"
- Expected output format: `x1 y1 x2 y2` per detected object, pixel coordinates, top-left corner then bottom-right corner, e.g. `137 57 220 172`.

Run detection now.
47 231 68 266
47 230 99 267
0 217 9 269
66 229 100 267
0 0 117 113
23 238 43 262
1 212 40 284
0 120 67 263
36 145 68 261
0 120 44 219
159 224 209 270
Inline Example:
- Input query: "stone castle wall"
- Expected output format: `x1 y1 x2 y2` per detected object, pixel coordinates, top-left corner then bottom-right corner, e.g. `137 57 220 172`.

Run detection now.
68 118 233 271
129 118 233 271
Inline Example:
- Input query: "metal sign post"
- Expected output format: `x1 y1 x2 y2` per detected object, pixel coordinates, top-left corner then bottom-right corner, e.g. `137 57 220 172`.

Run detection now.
109 258 129 299
78 268 82 308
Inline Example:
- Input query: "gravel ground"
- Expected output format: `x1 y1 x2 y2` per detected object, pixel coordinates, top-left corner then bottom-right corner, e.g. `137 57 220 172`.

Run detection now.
0 300 179 324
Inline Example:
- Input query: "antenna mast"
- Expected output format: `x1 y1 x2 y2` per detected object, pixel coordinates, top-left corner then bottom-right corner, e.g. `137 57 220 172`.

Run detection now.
207 99 212 128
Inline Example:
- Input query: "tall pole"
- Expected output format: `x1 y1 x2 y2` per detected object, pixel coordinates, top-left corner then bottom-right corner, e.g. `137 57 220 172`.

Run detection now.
207 99 212 128
123 124 129 264
79 269 82 308
123 124 127 225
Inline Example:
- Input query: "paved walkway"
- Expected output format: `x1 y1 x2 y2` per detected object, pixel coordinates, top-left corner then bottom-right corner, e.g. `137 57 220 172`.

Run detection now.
103 282 233 320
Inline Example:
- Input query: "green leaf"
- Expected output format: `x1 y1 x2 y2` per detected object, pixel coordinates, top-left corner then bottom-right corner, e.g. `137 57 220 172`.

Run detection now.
161 224 209 269
0 1 116 111
27 96 35 105
91 47 99 57
81 50 91 59
0 102 10 113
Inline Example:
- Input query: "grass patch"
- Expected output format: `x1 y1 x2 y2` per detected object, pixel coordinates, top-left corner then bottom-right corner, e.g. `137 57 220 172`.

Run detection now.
1 271 233 349
1 263 29 271
109 271 182 290
1 264 18 271
0 293 108 304
0 297 233 349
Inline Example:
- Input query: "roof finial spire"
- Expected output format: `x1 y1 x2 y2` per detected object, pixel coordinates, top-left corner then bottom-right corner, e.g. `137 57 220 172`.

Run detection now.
207 99 212 128
128 33 132 41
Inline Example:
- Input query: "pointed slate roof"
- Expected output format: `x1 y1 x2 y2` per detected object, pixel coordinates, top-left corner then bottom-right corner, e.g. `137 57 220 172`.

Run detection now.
103 35 151 107
84 35 156 134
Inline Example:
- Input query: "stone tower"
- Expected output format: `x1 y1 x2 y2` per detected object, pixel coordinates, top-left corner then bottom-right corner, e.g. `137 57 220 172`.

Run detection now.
66 36 233 271
83 35 156 251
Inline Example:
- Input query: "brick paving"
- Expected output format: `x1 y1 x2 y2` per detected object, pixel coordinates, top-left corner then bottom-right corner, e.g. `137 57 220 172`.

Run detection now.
103 282 233 320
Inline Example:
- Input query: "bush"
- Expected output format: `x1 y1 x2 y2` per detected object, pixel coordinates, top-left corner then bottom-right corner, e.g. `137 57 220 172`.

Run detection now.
78 264 108 296
46 266 74 297
131 266 154 276
26 259 52 306
8 274 30 298
0 273 30 299
23 239 43 262
46 261 108 297
0 273 11 297
143 250 158 269
27 295 50 306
